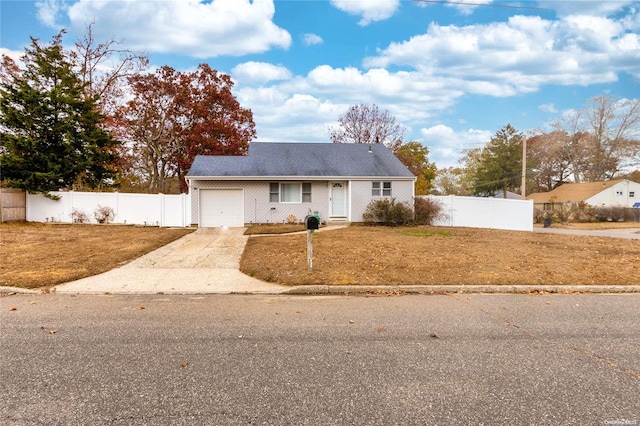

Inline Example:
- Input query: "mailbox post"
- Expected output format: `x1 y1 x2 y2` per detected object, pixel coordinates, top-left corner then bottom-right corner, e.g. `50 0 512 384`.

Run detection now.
304 215 319 272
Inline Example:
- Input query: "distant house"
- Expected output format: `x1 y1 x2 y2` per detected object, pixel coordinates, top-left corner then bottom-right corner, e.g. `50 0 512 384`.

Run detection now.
185 142 415 227
527 179 640 209
491 190 523 200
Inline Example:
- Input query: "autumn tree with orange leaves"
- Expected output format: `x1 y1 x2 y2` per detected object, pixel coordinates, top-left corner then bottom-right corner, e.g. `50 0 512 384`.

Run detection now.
115 64 256 193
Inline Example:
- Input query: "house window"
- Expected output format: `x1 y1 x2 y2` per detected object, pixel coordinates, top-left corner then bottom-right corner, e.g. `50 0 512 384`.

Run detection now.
630 191 635 198
616 191 623 196
281 183 301 203
383 181 392 196
269 183 279 202
302 183 312 203
372 181 392 197
270 182 312 203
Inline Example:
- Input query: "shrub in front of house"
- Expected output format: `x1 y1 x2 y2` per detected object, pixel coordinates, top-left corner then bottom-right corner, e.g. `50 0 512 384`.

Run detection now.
362 198 413 226
414 196 446 225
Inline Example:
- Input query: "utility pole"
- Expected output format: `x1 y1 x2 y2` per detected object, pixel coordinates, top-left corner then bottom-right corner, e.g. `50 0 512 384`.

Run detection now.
521 137 527 198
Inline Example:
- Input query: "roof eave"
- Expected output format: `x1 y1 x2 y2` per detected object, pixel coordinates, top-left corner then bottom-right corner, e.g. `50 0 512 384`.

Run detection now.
186 175 416 181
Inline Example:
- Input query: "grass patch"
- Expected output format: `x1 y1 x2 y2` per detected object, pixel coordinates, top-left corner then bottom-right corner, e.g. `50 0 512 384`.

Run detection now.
244 223 326 235
241 225 640 286
398 228 452 238
0 222 194 289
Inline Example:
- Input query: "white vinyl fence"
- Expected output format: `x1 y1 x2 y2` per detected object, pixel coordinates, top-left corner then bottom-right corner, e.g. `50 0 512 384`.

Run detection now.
25 192 533 231
425 195 534 232
27 191 191 227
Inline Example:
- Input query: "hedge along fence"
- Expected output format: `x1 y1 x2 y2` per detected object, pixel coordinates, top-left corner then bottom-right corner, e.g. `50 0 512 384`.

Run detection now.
26 191 192 227
422 195 534 232
533 202 640 223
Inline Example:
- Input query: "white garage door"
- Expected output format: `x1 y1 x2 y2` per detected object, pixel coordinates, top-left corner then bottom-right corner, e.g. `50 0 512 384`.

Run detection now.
199 189 244 227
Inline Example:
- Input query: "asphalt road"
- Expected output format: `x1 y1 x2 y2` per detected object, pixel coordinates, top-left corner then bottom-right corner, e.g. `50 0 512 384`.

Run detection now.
1 293 639 425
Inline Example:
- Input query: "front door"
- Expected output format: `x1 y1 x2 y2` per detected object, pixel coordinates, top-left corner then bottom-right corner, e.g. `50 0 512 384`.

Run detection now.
330 182 347 217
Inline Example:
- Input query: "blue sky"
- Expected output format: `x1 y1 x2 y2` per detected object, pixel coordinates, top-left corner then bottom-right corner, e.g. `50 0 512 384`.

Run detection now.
1 0 639 168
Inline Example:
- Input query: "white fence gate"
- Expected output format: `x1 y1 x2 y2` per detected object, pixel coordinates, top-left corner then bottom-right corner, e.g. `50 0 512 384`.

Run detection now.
26 191 192 227
425 195 534 232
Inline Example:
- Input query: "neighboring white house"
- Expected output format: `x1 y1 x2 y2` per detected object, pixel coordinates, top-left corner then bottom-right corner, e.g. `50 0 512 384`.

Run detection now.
185 142 416 227
527 179 640 208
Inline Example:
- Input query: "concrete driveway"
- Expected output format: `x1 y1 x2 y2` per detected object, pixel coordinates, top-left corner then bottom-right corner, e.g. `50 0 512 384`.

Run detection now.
53 228 287 295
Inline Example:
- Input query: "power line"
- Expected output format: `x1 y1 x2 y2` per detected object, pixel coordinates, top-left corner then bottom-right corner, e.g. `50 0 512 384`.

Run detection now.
412 0 549 11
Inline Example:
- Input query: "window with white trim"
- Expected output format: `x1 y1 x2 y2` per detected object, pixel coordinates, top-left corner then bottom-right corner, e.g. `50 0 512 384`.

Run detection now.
269 183 279 202
630 191 635 198
281 183 300 203
372 181 392 197
269 182 312 203
302 183 312 202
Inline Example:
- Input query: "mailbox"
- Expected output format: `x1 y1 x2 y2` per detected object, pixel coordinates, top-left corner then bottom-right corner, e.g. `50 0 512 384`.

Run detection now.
305 215 319 230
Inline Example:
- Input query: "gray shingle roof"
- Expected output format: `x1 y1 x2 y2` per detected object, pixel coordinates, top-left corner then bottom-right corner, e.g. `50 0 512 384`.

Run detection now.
186 142 414 178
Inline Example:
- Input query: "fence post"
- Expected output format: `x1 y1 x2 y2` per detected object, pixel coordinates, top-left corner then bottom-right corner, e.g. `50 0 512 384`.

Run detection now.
115 192 119 224
70 191 74 223
449 195 455 227
182 193 188 227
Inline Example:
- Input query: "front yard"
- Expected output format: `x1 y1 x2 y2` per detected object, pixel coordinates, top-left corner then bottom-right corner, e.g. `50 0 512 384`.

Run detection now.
0 222 194 289
2 222 639 289
240 225 640 286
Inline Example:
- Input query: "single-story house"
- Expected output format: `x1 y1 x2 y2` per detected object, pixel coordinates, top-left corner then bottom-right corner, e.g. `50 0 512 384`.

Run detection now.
527 179 640 209
491 190 523 200
185 142 416 227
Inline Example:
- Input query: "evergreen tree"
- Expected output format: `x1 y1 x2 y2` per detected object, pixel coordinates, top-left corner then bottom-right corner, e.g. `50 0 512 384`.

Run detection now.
0 31 119 197
473 124 523 197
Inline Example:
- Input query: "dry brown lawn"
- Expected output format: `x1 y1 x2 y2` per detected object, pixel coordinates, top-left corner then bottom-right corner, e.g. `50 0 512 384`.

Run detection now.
240 225 640 286
3 221 639 290
244 223 307 235
0 222 194 289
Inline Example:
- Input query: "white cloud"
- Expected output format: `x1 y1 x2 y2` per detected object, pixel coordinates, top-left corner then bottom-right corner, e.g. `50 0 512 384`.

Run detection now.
35 0 65 28
302 33 323 46
420 125 492 168
231 62 292 84
236 86 340 142
234 63 456 147
62 0 291 58
447 0 493 16
330 0 400 26
539 103 557 113
548 0 636 17
363 13 640 96
0 48 24 63
413 0 496 16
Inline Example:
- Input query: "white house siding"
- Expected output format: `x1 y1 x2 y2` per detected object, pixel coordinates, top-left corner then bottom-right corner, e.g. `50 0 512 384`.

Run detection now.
190 180 330 225
586 180 640 207
350 181 371 222
349 179 415 222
